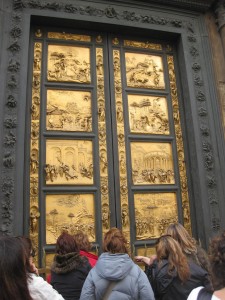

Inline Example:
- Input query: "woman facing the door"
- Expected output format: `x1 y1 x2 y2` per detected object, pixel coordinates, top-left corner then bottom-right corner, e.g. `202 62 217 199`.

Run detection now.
80 227 155 300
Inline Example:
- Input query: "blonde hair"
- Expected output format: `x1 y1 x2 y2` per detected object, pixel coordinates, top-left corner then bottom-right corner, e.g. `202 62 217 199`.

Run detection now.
103 227 129 254
156 235 190 283
165 223 197 255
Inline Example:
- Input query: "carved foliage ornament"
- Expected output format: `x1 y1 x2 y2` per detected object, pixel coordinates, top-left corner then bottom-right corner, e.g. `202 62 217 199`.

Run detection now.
13 1 185 29
186 14 220 231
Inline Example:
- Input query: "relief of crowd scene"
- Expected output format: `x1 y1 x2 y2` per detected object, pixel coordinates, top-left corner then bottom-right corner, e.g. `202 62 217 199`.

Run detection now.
134 193 178 240
46 90 92 132
47 45 91 83
131 143 175 185
128 95 169 134
46 194 95 244
125 53 165 89
45 160 93 183
45 140 93 185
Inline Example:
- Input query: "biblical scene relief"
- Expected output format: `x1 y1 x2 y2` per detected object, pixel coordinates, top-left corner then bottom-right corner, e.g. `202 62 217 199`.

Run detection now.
134 193 178 240
46 90 92 131
46 194 95 244
45 140 93 185
128 94 169 134
47 45 91 83
125 52 165 89
131 142 175 185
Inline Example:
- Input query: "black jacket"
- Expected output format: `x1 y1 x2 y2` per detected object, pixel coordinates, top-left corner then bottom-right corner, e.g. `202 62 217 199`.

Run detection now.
51 252 92 300
146 259 211 300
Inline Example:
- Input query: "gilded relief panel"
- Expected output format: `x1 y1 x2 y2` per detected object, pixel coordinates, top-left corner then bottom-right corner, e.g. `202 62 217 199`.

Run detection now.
136 247 156 257
124 40 162 51
131 142 175 185
113 48 130 241
46 89 92 132
134 193 178 240
29 41 42 263
45 253 55 273
47 45 91 83
47 32 91 42
96 47 111 234
128 94 169 134
125 53 165 89
167 55 191 232
46 194 95 244
45 140 93 185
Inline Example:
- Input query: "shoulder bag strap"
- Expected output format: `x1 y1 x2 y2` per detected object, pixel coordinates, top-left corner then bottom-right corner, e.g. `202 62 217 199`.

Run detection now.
102 281 117 300
197 287 213 300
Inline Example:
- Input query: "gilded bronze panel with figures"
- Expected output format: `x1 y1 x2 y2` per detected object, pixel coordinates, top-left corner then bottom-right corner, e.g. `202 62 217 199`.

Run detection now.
46 194 95 244
45 139 93 185
47 45 91 83
131 142 175 185
28 29 192 265
125 52 165 89
124 40 162 51
128 94 169 134
134 193 178 240
46 89 92 132
29 41 42 263
48 32 91 42
113 49 130 241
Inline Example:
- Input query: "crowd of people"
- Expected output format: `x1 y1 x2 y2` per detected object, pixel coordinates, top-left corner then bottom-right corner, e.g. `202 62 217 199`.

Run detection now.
0 223 225 300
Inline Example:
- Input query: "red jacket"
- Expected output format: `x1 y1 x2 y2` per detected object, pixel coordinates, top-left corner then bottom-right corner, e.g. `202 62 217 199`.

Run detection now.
80 250 98 267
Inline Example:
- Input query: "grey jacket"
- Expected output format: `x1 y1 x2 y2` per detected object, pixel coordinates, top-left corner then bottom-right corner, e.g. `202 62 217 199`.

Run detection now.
80 252 155 300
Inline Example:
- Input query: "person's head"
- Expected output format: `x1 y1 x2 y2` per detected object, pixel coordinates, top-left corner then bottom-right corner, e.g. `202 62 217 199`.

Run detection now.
56 231 78 255
73 231 92 252
0 236 32 300
16 236 35 273
209 230 225 290
103 227 129 254
165 223 197 255
156 235 190 283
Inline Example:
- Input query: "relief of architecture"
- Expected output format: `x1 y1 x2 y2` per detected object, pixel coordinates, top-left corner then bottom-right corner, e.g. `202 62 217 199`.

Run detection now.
131 142 175 185
45 140 93 185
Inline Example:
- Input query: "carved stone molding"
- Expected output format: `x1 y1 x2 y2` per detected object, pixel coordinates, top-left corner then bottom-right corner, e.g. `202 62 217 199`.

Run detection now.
215 0 225 30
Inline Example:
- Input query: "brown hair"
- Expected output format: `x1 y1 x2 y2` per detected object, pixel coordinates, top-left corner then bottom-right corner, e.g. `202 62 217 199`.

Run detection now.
103 227 129 254
0 236 33 300
209 230 225 290
56 232 78 255
16 236 35 273
166 223 211 273
156 235 190 283
165 223 197 255
73 231 92 252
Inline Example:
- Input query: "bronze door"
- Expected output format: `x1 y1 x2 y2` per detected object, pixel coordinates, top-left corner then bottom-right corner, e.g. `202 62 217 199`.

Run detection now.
29 28 190 265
